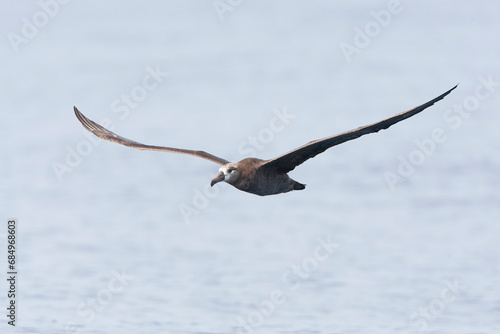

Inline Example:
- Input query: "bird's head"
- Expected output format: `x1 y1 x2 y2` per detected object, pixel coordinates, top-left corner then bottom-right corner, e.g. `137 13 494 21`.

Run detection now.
211 163 241 187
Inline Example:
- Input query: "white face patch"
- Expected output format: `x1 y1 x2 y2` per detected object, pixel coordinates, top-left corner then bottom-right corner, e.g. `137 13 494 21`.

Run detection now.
220 163 239 183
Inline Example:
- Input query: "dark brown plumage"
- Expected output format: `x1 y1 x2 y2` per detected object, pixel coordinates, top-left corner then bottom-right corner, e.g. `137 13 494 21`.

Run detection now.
74 85 456 196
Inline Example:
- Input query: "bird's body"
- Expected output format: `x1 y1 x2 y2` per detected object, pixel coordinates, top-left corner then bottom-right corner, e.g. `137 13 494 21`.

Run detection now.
74 85 457 196
214 158 305 196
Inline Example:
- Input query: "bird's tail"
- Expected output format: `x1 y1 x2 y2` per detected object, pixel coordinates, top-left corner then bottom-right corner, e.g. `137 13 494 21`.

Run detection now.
293 181 306 191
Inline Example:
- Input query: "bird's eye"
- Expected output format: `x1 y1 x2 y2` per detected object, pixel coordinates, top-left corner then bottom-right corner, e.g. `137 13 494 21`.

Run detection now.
228 168 235 173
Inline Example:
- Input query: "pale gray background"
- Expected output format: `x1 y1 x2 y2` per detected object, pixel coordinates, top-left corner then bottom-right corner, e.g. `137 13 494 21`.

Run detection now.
1 1 499 333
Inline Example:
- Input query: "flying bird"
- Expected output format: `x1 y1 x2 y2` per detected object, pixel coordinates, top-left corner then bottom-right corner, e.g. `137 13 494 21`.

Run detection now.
74 85 456 196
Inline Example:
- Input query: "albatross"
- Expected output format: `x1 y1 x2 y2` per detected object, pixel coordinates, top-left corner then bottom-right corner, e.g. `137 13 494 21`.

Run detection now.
74 85 456 196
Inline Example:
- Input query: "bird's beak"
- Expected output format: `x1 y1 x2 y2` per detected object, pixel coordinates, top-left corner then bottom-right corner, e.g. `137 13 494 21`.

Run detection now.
210 171 225 187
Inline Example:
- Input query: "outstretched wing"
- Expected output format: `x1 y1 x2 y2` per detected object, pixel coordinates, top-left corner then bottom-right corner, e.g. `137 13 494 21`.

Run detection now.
74 107 230 166
261 85 457 173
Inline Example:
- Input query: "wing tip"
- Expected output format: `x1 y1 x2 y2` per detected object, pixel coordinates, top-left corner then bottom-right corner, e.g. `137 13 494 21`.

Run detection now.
73 106 96 133
73 106 81 117
73 106 84 122
431 84 458 104
446 84 459 95
443 84 459 96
